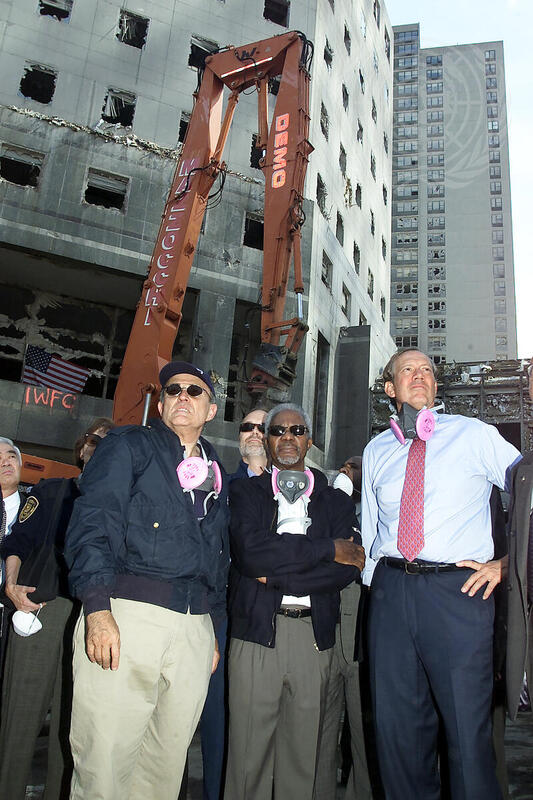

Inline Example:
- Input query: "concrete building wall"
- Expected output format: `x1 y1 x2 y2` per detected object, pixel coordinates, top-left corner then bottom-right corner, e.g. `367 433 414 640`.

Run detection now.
390 24 517 365
0 0 395 471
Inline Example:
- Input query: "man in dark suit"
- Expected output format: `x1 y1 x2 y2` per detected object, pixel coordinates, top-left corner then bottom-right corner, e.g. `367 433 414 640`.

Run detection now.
225 403 365 800
506 451 533 721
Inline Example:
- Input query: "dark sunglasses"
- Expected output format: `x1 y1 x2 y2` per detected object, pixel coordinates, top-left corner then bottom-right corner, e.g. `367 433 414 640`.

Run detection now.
269 425 309 437
164 383 211 399
239 422 265 434
84 433 103 447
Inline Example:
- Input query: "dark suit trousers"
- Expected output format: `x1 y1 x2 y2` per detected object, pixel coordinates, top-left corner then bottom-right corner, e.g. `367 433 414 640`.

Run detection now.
199 617 228 800
368 561 501 800
0 596 77 800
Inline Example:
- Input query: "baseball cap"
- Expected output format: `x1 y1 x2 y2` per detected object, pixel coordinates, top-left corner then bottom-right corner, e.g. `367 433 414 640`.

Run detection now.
159 361 215 397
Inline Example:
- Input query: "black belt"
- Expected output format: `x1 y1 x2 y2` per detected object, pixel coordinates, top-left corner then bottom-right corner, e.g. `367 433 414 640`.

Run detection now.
381 557 468 575
277 607 312 618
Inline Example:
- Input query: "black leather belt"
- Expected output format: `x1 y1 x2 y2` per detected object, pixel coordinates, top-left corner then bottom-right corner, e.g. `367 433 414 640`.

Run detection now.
277 607 312 618
381 557 468 575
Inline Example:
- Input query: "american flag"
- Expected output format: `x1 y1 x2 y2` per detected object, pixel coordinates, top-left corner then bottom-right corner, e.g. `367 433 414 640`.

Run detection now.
22 344 90 393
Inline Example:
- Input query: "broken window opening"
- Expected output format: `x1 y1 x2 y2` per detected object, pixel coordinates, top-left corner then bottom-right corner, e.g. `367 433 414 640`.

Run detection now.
178 111 191 144
250 134 263 169
367 269 375 300
324 39 333 69
243 215 264 250
339 144 347 177
382 184 388 205
355 183 362 209
344 178 353 208
341 284 351 318
189 35 219 71
359 69 365 93
321 251 332 290
316 174 328 218
342 84 349 111
382 237 387 260
380 295 386 320
372 97 377 123
39 0 72 21
370 210 375 236
101 89 136 127
353 243 361 274
320 102 329 140
0 146 43 188
117 9 149 49
84 169 128 210
370 152 376 179
263 0 289 27
357 119 364 145
20 63 57 104
336 212 344 246
344 26 351 55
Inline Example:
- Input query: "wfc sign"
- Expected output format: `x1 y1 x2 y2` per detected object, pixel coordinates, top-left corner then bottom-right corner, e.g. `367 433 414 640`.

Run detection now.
271 113 289 189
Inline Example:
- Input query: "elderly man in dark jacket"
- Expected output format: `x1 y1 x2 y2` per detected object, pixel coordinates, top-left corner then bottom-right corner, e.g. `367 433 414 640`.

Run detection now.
65 362 229 800
225 402 365 800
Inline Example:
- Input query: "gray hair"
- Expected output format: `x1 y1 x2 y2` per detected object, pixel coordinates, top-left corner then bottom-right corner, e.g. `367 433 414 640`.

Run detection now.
0 437 22 465
264 403 312 436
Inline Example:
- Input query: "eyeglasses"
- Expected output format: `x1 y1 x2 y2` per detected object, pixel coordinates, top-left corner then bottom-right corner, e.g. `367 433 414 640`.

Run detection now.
164 383 211 399
268 425 309 437
239 422 265 434
84 433 103 447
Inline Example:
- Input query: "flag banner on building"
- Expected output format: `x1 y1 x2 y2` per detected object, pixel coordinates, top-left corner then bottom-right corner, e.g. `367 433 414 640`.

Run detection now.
22 344 90 393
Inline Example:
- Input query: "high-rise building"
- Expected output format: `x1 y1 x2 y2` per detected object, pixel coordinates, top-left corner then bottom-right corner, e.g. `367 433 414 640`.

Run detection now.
0 0 394 467
390 24 517 364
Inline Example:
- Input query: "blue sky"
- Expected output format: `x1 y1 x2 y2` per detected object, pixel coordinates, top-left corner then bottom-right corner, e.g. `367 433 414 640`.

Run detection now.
384 0 531 358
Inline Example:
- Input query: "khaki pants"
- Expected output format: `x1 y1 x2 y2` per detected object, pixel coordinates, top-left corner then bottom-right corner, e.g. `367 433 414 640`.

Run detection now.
70 598 214 800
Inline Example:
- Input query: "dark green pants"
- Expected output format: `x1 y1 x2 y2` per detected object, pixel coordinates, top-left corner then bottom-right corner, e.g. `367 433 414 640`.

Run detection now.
0 596 78 800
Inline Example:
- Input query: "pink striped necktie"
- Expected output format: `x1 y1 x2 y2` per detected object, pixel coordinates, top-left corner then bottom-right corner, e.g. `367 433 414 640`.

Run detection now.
397 437 426 562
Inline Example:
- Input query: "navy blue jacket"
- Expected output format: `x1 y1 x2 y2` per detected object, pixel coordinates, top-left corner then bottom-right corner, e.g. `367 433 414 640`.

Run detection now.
228 469 359 651
229 459 250 483
2 478 79 600
65 420 230 626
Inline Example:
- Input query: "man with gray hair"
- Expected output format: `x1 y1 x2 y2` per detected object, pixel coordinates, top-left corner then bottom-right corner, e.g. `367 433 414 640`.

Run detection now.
0 437 23 667
225 403 365 800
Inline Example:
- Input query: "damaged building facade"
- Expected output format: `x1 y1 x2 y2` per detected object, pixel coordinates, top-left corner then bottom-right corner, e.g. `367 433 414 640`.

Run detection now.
0 0 395 468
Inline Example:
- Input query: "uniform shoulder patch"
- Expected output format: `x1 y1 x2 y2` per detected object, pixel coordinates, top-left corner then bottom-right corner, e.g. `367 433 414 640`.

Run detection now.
18 496 39 523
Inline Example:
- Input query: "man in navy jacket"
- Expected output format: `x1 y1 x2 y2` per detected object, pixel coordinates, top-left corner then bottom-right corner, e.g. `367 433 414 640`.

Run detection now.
65 362 229 800
224 403 365 800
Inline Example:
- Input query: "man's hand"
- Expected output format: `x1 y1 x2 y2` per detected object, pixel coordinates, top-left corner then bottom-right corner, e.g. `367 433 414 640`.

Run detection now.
85 610 121 670
457 555 508 600
333 538 366 571
256 576 267 584
5 582 43 613
211 637 220 674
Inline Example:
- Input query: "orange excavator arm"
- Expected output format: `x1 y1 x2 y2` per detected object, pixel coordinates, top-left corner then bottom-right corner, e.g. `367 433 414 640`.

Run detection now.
113 30 313 424
20 31 314 482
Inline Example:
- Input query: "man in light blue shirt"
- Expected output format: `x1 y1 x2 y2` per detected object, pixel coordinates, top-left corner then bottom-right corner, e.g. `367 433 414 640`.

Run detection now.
361 348 521 800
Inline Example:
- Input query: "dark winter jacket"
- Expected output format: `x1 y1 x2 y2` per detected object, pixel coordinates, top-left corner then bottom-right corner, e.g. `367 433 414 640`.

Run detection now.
228 469 359 651
65 419 230 626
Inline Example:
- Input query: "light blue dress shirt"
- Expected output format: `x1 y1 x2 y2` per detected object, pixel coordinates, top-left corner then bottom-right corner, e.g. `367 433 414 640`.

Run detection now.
361 413 521 584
